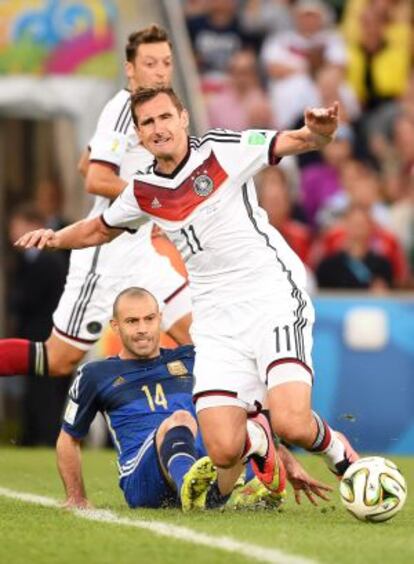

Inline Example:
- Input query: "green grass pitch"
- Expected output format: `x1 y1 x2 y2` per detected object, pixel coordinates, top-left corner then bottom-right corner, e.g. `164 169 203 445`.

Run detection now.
0 447 412 564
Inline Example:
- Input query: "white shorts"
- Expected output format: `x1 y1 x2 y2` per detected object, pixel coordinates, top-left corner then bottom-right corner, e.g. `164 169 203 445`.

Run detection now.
53 225 191 350
192 289 315 413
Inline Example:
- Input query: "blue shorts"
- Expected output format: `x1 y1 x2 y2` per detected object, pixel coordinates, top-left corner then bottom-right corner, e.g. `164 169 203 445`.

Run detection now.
119 430 206 509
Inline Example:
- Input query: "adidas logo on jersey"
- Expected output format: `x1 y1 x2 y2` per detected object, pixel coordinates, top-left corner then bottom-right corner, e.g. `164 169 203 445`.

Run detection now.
113 376 127 387
151 197 162 208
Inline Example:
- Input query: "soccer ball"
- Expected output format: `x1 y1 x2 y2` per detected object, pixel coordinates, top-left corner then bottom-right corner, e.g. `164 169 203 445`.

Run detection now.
339 456 407 522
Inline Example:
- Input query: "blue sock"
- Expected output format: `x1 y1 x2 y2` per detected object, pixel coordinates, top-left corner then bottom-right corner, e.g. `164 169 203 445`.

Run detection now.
159 426 197 493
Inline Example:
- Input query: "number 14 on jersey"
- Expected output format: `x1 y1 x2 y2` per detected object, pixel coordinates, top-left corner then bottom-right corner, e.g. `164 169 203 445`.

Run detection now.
141 384 168 411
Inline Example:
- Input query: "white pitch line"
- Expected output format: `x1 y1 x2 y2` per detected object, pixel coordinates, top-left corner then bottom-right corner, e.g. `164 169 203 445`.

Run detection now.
0 486 317 564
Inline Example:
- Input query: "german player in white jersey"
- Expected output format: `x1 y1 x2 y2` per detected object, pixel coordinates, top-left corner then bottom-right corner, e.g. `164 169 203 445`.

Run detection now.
16 87 359 504
0 26 191 380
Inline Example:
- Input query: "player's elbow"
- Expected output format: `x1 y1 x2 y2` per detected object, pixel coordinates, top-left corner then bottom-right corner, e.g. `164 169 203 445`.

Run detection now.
85 174 100 195
56 429 80 453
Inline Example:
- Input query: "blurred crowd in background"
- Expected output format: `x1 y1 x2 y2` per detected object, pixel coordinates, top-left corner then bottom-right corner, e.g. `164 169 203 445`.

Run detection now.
184 0 414 291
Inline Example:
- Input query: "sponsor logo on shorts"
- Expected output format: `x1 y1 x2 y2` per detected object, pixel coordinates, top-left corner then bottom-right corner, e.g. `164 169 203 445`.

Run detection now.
86 321 103 335
167 360 188 377
193 174 213 197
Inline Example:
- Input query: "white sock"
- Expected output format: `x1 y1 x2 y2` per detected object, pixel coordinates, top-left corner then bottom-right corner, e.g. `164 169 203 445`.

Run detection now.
243 420 268 460
320 431 346 469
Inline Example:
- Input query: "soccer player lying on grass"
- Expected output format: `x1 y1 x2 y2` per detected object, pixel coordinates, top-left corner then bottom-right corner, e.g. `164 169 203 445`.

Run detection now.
57 287 332 510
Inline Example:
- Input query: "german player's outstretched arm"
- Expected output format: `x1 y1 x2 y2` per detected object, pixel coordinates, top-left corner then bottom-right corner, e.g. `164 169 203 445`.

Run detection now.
56 430 91 509
274 101 339 158
14 216 121 251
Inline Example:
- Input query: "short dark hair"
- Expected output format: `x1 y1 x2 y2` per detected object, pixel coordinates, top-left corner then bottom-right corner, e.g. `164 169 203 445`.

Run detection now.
130 86 184 126
112 287 159 318
125 24 172 62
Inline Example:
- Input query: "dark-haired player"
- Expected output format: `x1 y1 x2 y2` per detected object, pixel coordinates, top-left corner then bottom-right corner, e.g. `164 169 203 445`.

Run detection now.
0 25 191 381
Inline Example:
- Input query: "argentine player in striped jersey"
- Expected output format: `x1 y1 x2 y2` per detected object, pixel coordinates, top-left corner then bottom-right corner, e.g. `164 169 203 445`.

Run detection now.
16 87 358 505
58 287 332 510
0 25 191 380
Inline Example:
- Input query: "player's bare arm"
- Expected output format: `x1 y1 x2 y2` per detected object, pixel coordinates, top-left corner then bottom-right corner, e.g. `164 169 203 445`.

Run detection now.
86 162 128 199
77 148 91 178
56 430 91 509
14 215 121 250
274 101 339 157
278 444 333 505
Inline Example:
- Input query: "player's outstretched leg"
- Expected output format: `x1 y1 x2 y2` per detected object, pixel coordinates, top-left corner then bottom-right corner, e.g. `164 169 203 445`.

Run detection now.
0 339 48 377
312 422 359 477
180 456 217 512
0 333 85 378
157 409 216 510
268 379 359 478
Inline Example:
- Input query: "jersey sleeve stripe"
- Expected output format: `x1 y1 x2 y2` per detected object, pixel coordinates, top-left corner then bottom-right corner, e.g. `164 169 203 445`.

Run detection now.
119 111 132 135
89 159 120 173
114 98 130 132
190 134 241 149
100 214 137 234
190 130 242 144
268 132 281 165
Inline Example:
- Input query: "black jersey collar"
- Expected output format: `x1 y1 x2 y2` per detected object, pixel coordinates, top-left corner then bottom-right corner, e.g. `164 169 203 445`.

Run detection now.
152 139 191 179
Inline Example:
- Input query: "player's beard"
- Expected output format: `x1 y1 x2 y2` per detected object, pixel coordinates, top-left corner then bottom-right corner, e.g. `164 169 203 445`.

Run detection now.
122 332 158 360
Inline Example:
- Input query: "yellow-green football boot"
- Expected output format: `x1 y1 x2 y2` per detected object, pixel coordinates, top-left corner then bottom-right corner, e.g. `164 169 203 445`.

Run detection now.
180 456 217 512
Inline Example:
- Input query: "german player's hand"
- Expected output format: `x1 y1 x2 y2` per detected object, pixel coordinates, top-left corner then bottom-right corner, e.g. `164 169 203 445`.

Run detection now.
305 101 339 140
287 468 333 506
278 444 332 505
14 228 58 250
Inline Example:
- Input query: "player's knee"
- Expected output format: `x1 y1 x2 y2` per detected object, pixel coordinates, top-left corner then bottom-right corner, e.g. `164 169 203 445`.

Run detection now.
204 437 242 468
168 410 197 433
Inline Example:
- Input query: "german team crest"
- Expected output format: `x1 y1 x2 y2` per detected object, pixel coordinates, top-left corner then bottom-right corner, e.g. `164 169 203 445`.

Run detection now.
193 174 213 197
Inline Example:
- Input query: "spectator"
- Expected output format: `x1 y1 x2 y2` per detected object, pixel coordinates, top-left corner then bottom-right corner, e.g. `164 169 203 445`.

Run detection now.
346 4 411 159
7 204 69 446
186 0 257 90
240 0 294 36
312 179 409 287
261 0 347 128
256 167 312 264
34 176 68 231
300 123 354 227
315 65 361 123
316 205 393 291
388 173 414 280
206 49 274 129
34 176 70 265
316 160 390 230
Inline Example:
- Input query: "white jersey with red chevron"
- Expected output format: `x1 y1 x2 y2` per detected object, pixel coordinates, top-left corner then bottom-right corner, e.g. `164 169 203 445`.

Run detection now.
103 128 308 302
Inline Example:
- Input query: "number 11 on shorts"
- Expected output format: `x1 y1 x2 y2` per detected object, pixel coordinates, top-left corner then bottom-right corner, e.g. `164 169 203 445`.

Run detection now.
274 325 291 353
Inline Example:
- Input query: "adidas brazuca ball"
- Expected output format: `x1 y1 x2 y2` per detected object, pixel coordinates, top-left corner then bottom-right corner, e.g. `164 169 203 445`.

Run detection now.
339 456 407 522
